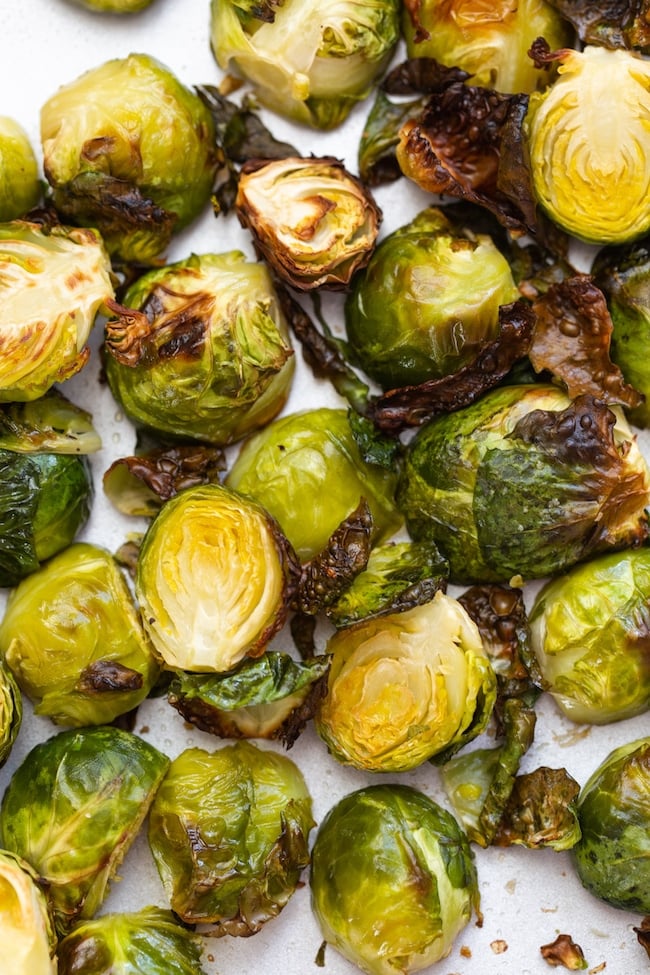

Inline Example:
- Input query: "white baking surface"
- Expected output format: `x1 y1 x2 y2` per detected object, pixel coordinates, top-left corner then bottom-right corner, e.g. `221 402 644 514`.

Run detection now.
0 2 649 973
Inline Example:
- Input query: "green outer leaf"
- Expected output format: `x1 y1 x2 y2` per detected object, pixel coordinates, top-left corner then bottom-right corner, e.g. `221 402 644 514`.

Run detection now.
310 783 479 975
573 737 650 912
0 392 101 455
0 726 170 936
0 657 21 767
56 906 206 975
148 739 313 934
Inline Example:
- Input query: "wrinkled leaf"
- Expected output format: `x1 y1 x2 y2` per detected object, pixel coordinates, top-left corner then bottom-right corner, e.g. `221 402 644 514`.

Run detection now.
493 766 582 851
547 0 650 52
540 932 588 970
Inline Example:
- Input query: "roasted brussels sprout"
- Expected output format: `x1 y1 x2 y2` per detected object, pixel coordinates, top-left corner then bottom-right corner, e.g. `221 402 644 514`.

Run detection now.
0 542 160 727
529 548 650 724
104 251 294 445
0 849 57 975
0 726 170 935
0 117 40 220
41 53 217 263
57 907 207 975
0 449 93 588
135 483 299 672
0 657 21 767
344 207 520 389
573 738 650 912
397 384 650 584
235 156 381 291
0 220 113 401
525 45 650 244
226 408 402 561
592 236 650 427
148 739 314 934
0 390 101 454
66 0 157 10
210 0 401 130
402 0 572 94
310 783 480 975
316 591 496 771
168 650 330 744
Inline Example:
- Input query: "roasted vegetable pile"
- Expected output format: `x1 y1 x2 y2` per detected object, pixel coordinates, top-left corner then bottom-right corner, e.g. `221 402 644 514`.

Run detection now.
2 2 650 975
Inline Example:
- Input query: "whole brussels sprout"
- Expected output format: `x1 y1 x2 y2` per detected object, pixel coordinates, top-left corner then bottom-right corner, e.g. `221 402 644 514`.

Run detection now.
135 483 299 672
592 236 650 428
226 408 402 561
316 591 496 772
526 46 650 244
0 117 40 220
0 449 93 587
310 783 480 975
0 849 57 975
148 739 314 934
235 156 381 291
397 384 650 584
104 251 295 446
0 726 170 935
402 0 572 94
0 542 161 727
344 207 519 389
572 738 650 913
40 53 217 263
210 0 401 130
529 548 650 725
0 657 21 767
57 907 207 975
0 220 114 401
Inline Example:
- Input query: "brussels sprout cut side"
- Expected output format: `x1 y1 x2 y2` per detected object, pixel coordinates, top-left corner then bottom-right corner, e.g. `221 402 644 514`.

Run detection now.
526 46 650 244
310 784 480 975
0 850 57 975
0 220 114 402
104 251 295 445
41 53 217 263
210 0 401 130
316 591 496 772
148 739 314 935
0 542 160 727
573 738 650 913
0 726 170 935
136 483 299 672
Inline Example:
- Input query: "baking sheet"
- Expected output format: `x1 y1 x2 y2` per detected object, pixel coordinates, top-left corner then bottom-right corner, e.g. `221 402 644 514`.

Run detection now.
0 2 648 973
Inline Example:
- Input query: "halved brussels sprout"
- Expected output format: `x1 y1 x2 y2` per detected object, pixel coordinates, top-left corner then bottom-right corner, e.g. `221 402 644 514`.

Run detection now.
235 156 381 291
344 207 520 389
0 726 170 935
135 483 299 672
0 542 161 727
310 783 480 975
0 450 93 588
148 739 314 934
41 53 217 263
526 46 650 244
0 850 57 975
168 650 330 744
0 657 21 767
402 0 572 94
573 737 650 913
397 384 650 583
0 220 114 401
57 907 207 975
316 591 496 772
104 251 294 445
0 117 40 221
529 548 650 724
210 0 401 130
226 408 402 561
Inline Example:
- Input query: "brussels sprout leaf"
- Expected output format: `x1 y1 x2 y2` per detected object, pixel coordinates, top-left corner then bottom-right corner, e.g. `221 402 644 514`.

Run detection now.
540 933 588 970
530 274 644 409
0 451 40 586
103 443 226 516
546 0 650 52
0 391 101 454
493 766 582 851
368 299 535 433
327 539 449 628
634 917 650 960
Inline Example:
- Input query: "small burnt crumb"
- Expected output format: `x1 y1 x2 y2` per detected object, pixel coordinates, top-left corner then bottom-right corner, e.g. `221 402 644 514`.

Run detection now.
490 940 508 954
